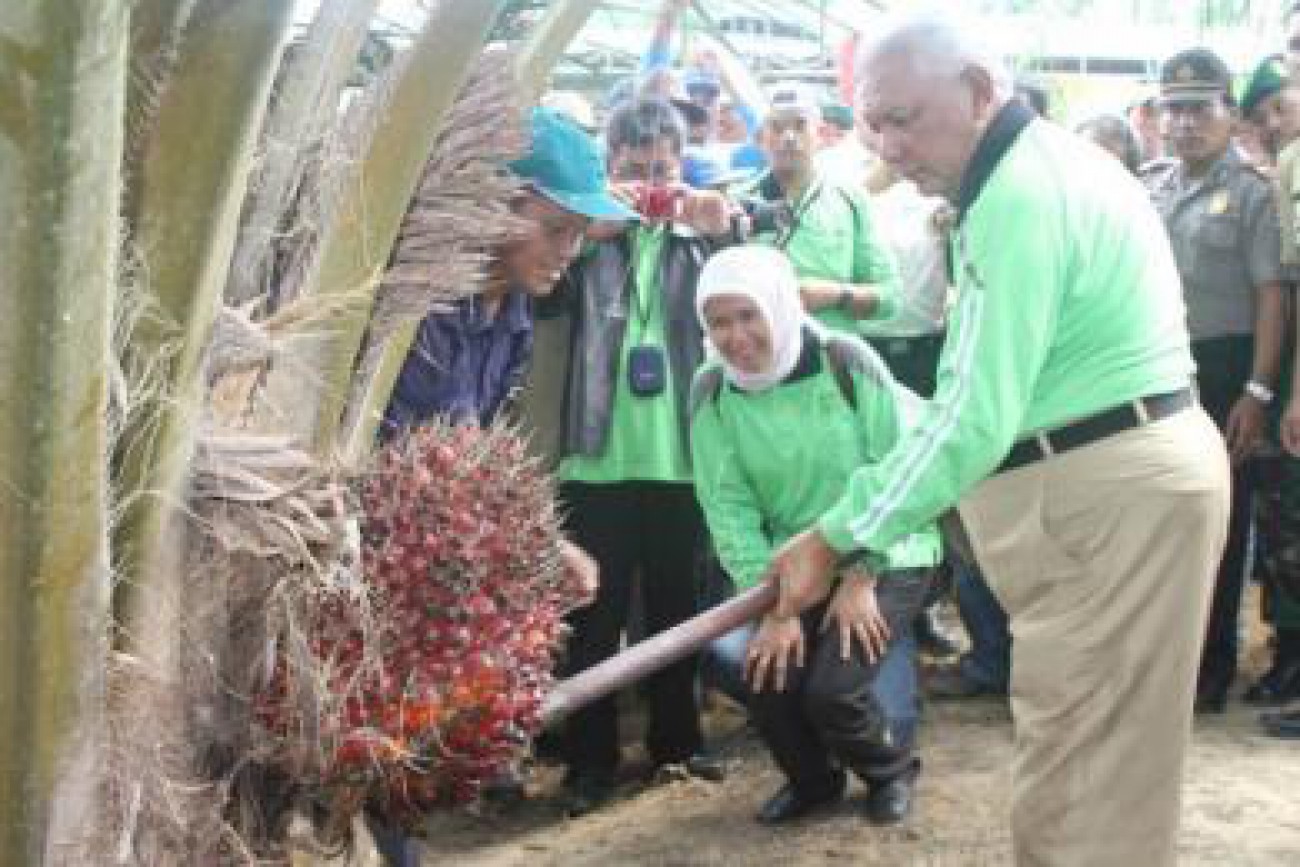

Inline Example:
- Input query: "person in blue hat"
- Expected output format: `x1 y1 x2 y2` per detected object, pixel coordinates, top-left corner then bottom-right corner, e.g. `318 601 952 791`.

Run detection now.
370 105 619 867
381 107 634 436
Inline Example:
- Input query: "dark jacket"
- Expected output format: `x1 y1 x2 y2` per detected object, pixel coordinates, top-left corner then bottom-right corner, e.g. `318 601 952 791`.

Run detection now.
382 291 532 436
539 225 721 459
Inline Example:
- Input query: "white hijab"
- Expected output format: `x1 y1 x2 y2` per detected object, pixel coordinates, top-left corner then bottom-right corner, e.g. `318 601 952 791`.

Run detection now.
695 245 822 393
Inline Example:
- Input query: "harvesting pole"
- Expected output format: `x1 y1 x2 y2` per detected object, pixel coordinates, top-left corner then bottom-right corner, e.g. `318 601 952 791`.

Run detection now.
541 581 778 727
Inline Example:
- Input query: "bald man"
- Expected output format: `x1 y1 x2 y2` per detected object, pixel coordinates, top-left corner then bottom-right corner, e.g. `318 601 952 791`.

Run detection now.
763 14 1230 866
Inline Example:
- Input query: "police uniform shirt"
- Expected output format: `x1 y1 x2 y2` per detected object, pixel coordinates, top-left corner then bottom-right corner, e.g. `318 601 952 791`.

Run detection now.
1142 147 1282 341
1277 138 1300 275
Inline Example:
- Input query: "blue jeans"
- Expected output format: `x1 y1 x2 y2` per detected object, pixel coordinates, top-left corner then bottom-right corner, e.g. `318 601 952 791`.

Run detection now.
953 559 1011 691
706 618 922 748
369 816 420 867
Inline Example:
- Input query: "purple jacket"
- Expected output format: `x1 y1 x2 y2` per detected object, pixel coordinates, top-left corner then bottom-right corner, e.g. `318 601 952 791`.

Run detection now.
382 291 533 436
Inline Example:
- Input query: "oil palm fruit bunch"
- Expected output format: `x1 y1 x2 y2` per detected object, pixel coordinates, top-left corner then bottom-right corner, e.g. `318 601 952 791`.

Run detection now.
256 421 590 817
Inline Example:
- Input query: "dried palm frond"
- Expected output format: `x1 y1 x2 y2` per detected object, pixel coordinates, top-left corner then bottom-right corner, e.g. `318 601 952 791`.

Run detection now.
101 429 366 864
369 48 529 337
333 49 529 450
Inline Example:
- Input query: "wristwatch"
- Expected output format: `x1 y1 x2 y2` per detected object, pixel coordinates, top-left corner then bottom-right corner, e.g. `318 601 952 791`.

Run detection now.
838 284 855 313
1246 380 1275 405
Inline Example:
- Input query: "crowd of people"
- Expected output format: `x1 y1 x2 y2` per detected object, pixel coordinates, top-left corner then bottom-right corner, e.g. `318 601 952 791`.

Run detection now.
378 3 1300 865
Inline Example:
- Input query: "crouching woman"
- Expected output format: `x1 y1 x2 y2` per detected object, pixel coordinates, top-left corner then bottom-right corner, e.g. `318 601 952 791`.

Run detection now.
689 245 941 825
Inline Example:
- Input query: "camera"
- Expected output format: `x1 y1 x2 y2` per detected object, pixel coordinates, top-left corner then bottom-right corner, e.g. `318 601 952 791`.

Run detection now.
633 184 682 222
739 197 795 236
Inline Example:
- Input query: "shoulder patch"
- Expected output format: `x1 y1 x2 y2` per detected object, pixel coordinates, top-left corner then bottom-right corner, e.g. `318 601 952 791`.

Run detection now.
689 365 726 419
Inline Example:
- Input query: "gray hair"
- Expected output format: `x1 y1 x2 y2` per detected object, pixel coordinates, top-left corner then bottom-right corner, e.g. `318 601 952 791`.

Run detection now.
855 11 1014 98
1076 114 1142 174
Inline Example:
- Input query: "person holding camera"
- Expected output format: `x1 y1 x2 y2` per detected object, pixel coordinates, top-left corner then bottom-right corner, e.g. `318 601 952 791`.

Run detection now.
738 84 901 340
539 97 739 817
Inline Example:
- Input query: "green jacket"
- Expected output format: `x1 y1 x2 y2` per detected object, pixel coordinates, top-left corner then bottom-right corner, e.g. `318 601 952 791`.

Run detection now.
689 332 943 589
819 102 1196 557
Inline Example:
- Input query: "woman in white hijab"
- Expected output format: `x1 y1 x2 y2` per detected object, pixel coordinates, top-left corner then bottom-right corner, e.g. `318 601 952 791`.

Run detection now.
689 245 941 826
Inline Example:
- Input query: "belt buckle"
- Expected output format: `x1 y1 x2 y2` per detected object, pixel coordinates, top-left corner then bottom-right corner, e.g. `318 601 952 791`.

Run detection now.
1131 396 1152 425
1034 431 1055 458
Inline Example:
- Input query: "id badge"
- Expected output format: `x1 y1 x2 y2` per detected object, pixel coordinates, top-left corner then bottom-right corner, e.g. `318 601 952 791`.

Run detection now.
627 345 667 396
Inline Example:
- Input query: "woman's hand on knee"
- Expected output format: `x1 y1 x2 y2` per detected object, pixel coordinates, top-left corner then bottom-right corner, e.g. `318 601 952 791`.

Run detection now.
822 569 889 662
745 614 805 693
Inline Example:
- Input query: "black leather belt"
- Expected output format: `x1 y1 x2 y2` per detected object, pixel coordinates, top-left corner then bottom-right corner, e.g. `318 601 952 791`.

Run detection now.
997 388 1195 475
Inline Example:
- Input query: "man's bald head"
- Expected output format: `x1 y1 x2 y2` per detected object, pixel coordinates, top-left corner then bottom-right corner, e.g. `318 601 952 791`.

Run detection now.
856 13 1013 99
853 13 1014 201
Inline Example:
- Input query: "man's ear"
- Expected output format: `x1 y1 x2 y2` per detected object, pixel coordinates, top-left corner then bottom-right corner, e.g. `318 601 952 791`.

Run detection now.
508 190 536 215
959 65 998 122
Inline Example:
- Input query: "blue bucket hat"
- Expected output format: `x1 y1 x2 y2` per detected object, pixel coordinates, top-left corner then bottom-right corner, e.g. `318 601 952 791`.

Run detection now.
509 107 635 221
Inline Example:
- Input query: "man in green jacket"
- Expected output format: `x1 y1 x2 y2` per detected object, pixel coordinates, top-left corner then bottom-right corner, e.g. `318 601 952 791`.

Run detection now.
766 14 1230 866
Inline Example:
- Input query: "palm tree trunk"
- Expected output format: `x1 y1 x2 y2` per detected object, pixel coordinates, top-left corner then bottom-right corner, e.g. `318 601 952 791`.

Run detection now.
0 3 129 863
112 0 294 658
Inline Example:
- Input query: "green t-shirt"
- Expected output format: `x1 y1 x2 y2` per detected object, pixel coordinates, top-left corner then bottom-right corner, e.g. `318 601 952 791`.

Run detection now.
749 173 901 335
690 343 942 588
819 116 1196 556
559 225 692 484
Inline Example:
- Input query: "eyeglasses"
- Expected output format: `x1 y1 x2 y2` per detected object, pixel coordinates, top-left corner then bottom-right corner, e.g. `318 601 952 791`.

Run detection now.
610 160 679 183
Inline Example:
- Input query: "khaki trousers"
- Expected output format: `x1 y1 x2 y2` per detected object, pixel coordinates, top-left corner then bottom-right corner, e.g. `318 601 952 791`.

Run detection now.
958 407 1229 867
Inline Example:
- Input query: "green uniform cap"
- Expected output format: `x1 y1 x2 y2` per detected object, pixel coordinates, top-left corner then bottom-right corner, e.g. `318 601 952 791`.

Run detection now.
1240 54 1289 115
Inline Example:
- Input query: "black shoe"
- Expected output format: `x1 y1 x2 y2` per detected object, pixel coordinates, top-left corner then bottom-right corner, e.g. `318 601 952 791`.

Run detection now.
480 769 528 810
755 771 847 825
914 608 962 658
649 750 727 784
925 665 1004 700
560 770 616 818
863 759 920 825
685 751 727 782
1242 661 1300 706
1194 692 1227 714
1195 669 1232 715
1195 680 1229 714
1261 708 1300 739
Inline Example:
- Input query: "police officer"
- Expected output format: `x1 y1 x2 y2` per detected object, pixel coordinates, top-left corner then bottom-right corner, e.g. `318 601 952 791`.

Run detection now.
1141 48 1286 713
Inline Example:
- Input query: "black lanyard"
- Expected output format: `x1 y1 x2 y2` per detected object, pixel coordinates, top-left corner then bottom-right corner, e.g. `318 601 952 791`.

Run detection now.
774 177 824 251
629 226 663 332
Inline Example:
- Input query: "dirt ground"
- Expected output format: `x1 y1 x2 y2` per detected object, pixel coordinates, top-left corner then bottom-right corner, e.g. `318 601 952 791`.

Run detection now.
415 591 1300 867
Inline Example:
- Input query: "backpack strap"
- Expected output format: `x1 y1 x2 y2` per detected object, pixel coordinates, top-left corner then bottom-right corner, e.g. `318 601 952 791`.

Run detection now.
688 365 726 420
822 334 896 412
822 338 859 411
